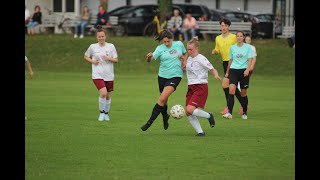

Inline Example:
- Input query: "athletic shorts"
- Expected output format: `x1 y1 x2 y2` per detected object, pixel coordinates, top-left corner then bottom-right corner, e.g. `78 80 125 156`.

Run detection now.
93 79 114 92
229 69 250 89
158 76 182 93
186 84 208 109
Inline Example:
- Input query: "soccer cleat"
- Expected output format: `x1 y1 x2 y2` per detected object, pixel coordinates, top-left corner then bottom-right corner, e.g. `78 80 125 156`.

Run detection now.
207 112 215 128
241 114 248 120
98 113 105 121
220 106 228 115
104 113 110 121
163 114 170 130
222 112 232 119
141 122 151 131
196 132 205 136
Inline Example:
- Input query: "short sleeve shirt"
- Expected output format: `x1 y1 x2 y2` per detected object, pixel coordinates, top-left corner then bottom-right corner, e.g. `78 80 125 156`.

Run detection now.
152 41 186 78
229 43 253 69
186 54 214 85
214 33 237 61
84 42 118 81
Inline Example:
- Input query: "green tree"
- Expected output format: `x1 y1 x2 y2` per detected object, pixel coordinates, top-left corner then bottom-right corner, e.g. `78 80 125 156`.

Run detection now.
159 0 172 23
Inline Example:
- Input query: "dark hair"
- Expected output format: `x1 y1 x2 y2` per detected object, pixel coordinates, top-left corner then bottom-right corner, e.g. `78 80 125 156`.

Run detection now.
219 18 231 26
155 30 173 42
236 31 245 40
34 5 41 11
95 25 106 34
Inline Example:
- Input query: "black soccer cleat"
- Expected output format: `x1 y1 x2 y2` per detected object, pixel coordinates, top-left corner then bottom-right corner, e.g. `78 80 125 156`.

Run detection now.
163 114 170 130
196 132 206 136
141 122 151 131
208 112 215 128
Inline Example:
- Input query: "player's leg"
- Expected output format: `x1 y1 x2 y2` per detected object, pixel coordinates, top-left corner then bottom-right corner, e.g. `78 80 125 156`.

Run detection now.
222 70 238 119
221 61 230 114
104 81 114 121
93 80 107 121
239 74 250 119
186 84 215 128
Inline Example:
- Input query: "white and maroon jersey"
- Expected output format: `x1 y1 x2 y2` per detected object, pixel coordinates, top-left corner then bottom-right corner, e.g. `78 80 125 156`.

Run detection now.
186 54 214 85
85 42 118 81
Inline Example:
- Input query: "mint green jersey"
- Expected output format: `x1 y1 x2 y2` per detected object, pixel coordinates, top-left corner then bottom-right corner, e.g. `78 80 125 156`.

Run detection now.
152 41 186 78
229 43 253 69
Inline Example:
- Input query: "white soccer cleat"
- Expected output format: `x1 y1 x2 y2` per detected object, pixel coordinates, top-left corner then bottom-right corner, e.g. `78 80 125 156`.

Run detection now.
98 113 105 121
241 114 248 120
104 114 110 121
222 112 232 119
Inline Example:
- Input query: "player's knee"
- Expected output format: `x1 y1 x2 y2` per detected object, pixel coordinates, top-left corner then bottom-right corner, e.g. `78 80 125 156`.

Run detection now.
186 106 194 116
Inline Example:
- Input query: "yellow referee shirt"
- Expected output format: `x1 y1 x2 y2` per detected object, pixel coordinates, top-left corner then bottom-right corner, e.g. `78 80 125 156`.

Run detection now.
214 33 237 61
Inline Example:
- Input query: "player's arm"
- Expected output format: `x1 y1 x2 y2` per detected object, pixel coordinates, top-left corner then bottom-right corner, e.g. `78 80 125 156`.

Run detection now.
244 58 253 77
103 56 118 63
84 55 99 65
209 68 221 81
212 37 219 55
25 59 34 78
250 56 256 72
225 59 232 78
179 53 188 71
146 52 154 62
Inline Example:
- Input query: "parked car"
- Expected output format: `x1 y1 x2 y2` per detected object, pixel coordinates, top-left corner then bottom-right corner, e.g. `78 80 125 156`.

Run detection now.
108 5 133 16
250 12 281 38
174 3 212 21
209 9 252 22
112 4 184 36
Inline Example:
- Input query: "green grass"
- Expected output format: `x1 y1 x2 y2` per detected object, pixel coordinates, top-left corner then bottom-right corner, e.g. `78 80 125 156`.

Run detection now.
25 35 295 179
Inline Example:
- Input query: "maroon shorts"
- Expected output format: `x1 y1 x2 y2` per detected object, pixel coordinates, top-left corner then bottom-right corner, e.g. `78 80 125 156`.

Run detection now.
186 84 208 109
93 79 114 92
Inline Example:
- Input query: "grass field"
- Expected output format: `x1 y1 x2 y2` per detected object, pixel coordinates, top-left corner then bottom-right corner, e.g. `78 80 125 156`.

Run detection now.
25 35 295 179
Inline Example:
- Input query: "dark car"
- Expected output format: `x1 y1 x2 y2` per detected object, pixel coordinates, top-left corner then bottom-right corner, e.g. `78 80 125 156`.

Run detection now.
108 5 133 16
173 3 212 21
210 9 252 22
250 12 281 38
112 4 184 36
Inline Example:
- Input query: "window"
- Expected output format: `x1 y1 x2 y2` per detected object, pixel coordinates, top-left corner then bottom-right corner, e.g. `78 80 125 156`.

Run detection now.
53 0 74 12
53 0 62 12
66 0 74 12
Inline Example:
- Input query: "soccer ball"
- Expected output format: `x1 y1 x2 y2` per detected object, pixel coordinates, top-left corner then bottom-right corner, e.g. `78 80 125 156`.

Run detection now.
170 104 186 119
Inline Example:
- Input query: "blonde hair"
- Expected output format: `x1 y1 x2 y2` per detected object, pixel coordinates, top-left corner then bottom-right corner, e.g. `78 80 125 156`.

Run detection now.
187 36 199 48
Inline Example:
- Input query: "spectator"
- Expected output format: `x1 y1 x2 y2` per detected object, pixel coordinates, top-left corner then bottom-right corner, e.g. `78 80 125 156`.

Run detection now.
26 5 42 35
25 5 31 25
168 9 183 40
90 5 109 31
74 6 90 39
183 12 198 41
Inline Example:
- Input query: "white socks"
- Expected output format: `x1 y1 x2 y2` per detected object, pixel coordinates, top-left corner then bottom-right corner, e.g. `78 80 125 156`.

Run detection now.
99 97 106 112
105 98 111 113
192 108 210 119
188 115 203 133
